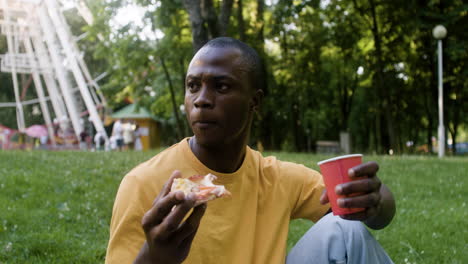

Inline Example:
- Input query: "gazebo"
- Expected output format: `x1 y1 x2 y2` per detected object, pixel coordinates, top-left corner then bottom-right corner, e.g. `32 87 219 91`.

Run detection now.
110 104 162 150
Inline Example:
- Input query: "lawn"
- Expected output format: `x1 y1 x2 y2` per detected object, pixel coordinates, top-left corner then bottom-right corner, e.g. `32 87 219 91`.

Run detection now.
0 150 466 263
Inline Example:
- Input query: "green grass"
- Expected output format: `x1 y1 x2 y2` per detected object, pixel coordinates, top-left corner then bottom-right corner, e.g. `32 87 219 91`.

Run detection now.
0 150 467 263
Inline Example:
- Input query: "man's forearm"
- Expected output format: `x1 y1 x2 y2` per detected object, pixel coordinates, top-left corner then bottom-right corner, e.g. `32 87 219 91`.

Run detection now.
364 184 396 230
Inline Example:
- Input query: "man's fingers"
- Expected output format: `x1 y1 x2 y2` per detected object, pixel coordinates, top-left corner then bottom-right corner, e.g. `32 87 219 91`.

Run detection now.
163 194 197 231
156 194 198 240
142 191 186 232
173 203 207 243
349 161 379 178
320 189 329 205
340 206 379 221
337 192 381 209
336 178 381 195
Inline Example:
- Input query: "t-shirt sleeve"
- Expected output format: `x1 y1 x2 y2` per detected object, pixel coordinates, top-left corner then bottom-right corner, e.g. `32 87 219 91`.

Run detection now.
282 162 330 222
105 174 153 264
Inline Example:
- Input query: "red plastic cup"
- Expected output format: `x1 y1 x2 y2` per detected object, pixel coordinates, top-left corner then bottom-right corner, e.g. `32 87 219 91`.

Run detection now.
318 154 365 215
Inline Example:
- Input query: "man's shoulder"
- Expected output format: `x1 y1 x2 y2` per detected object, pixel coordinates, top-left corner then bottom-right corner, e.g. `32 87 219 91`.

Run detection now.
258 153 312 172
251 150 319 179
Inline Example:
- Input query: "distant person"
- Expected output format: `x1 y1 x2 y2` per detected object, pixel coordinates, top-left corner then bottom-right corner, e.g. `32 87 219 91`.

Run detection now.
94 131 106 151
39 135 48 150
79 130 88 150
0 131 4 150
133 125 143 151
3 129 11 150
122 122 134 150
111 119 124 151
109 135 117 151
105 37 396 264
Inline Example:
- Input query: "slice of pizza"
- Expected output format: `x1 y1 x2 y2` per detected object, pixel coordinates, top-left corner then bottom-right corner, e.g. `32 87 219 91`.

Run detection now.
170 173 231 205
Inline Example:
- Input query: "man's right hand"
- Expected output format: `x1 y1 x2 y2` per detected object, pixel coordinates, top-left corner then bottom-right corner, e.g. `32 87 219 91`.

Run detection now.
134 170 207 264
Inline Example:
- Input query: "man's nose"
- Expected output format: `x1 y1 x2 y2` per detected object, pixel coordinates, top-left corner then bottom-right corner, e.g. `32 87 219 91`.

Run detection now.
194 86 214 108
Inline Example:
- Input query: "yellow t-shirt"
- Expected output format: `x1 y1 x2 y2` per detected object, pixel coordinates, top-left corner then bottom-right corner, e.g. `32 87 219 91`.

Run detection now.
105 138 329 264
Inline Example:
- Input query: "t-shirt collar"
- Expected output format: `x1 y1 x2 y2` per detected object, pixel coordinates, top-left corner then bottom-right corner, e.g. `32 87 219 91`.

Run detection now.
180 137 251 184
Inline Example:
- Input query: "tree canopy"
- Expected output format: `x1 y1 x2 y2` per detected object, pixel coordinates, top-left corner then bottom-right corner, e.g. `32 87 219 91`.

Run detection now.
1 0 466 154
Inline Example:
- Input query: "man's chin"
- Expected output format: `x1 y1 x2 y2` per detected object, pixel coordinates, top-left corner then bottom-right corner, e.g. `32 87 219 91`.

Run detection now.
193 135 224 149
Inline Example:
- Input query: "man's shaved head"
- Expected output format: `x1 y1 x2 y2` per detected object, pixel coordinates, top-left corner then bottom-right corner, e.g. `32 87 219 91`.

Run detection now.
198 37 265 93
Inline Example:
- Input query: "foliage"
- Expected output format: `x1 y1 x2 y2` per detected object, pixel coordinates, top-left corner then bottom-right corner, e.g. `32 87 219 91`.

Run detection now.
0 0 466 153
82 0 467 153
0 151 467 263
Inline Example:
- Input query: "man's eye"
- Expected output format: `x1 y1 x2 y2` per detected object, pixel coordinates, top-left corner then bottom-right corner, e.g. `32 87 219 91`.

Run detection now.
216 83 229 92
187 82 200 92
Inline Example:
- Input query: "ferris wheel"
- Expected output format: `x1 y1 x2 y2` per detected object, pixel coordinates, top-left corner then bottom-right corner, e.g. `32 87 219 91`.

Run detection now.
0 0 108 146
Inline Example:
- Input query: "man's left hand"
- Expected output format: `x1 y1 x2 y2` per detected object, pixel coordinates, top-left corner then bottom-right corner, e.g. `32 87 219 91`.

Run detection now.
334 161 382 221
320 161 396 229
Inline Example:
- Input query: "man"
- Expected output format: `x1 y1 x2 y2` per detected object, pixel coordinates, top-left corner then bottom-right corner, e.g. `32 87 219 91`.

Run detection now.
122 122 135 150
112 119 124 151
106 37 396 264
94 130 106 151
79 130 88 150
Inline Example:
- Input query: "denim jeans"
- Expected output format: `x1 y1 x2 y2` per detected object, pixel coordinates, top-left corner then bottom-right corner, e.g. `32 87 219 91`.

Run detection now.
286 213 394 264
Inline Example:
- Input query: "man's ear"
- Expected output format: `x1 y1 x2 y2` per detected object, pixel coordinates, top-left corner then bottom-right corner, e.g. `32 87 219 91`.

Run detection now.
251 89 264 111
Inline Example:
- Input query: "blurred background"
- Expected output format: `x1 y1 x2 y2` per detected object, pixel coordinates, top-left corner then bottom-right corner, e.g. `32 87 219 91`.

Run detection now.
0 0 466 155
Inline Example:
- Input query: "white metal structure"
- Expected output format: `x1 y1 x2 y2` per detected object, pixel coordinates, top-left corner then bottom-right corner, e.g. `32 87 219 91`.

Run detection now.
0 0 108 145
433 25 447 158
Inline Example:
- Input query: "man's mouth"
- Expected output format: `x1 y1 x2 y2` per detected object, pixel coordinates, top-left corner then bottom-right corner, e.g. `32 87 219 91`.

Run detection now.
193 120 217 129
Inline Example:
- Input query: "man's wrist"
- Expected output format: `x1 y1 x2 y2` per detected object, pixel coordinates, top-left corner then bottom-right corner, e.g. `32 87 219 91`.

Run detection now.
364 184 396 230
363 198 384 229
134 242 181 264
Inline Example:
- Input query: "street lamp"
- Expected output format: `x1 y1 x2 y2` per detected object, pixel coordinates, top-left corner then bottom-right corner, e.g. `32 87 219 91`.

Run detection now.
432 25 447 157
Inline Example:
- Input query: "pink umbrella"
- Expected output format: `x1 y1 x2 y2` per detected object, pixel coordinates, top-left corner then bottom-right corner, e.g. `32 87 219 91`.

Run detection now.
25 125 48 138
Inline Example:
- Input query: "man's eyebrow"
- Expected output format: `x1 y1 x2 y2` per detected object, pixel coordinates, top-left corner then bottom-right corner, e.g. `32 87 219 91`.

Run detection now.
186 74 236 82
186 75 201 80
213 75 235 82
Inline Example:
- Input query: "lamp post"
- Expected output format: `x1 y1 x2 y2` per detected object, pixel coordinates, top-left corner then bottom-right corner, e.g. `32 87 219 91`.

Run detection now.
432 25 447 157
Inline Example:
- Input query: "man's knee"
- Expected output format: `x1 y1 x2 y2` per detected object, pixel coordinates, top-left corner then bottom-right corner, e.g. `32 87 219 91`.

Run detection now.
287 214 372 264
315 213 368 241
287 214 353 263
313 213 393 264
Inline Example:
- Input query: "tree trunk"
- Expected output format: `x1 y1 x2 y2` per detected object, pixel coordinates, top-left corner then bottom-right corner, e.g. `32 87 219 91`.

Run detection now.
448 88 460 155
369 0 396 153
449 127 457 155
179 56 191 136
20 75 33 100
201 0 219 38
256 0 265 45
183 0 209 52
236 0 246 41
160 57 184 139
352 0 381 153
427 117 433 154
179 57 186 95
375 112 381 153
421 49 436 154
339 58 357 131
219 0 234 36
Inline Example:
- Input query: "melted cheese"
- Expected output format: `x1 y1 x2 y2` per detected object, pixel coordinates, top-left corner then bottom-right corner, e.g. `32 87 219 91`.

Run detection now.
171 178 199 195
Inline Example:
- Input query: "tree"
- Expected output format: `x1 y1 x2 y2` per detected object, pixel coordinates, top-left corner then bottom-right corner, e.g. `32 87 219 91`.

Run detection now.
183 0 235 52
80 0 467 151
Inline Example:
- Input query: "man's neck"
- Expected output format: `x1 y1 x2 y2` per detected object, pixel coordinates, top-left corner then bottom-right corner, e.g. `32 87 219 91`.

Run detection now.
189 136 247 173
